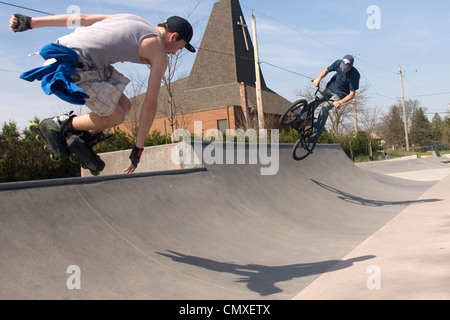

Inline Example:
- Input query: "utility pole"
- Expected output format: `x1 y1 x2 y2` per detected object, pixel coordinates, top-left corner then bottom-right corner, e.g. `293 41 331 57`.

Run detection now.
252 11 265 130
399 65 410 151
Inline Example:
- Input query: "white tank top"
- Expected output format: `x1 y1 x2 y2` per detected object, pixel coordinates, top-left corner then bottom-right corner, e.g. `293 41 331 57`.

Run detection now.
58 14 161 69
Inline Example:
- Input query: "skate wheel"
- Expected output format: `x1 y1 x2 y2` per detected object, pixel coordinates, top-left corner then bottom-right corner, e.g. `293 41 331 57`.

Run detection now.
35 135 41 142
50 154 61 162
90 170 100 176
69 155 80 164
28 122 38 132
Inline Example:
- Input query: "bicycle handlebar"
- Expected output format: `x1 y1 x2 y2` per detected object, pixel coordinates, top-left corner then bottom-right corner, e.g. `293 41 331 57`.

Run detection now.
310 80 334 104
310 79 321 96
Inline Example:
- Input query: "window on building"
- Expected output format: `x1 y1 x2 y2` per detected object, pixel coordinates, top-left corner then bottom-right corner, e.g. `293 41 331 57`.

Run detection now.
217 119 228 134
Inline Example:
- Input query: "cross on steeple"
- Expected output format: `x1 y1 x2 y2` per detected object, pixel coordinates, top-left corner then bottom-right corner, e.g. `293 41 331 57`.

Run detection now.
188 0 268 89
237 15 249 51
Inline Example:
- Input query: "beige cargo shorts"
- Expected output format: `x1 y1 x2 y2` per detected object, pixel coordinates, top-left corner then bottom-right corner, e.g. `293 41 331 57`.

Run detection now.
73 66 130 116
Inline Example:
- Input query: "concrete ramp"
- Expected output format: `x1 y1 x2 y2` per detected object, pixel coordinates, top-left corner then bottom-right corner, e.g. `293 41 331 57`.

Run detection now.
0 144 443 299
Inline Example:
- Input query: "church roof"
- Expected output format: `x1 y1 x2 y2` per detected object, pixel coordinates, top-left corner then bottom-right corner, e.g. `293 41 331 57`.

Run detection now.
156 0 291 118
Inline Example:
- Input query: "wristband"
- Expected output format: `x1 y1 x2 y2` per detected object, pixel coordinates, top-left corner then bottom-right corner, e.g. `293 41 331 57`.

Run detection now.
13 14 32 32
129 146 144 167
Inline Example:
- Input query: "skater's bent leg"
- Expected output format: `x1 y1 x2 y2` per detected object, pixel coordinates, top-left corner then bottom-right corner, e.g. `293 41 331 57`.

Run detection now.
71 94 131 133
118 94 132 114
97 97 131 129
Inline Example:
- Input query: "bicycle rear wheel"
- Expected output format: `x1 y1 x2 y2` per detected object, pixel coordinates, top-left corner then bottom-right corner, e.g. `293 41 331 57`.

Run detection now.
292 135 316 161
280 99 308 126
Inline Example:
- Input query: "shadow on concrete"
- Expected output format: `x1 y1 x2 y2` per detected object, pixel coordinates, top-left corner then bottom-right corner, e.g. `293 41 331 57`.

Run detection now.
311 179 442 207
1 144 438 299
158 250 375 296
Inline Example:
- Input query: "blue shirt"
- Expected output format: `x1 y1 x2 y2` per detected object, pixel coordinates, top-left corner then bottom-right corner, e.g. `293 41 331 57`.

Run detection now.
20 43 89 105
325 60 360 99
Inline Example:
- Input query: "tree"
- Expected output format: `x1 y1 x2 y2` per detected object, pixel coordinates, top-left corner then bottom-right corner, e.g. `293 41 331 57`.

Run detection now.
340 131 372 160
332 86 369 135
431 113 445 142
93 128 134 153
379 105 405 149
358 105 383 159
160 51 189 136
145 130 168 146
410 107 432 146
388 98 421 147
0 120 80 182
124 73 147 140
444 117 450 145
0 122 21 182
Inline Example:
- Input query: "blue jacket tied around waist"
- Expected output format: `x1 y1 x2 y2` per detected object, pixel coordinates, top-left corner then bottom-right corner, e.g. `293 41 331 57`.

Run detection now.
20 43 89 105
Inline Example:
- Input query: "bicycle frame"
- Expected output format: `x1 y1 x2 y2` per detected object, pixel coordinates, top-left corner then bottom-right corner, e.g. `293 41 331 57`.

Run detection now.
279 83 335 160
294 86 334 136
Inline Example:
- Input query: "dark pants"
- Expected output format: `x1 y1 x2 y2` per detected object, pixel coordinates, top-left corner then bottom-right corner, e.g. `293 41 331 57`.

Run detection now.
313 88 340 136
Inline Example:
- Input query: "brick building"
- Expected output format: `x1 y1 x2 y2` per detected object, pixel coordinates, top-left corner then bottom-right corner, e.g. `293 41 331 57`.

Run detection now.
118 0 291 139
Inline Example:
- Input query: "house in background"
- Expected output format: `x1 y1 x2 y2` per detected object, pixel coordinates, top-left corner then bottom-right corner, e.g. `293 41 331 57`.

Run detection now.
118 0 292 138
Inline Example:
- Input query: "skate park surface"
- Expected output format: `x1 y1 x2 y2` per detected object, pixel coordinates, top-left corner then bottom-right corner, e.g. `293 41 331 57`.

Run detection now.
1 143 450 300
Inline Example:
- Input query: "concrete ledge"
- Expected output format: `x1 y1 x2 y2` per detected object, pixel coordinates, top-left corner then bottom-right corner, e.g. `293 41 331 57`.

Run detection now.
0 167 207 191
385 154 418 161
82 143 203 176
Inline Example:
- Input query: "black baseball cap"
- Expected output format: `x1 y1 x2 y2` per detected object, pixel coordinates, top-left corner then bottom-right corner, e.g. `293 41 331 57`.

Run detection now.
161 16 195 53
340 54 354 71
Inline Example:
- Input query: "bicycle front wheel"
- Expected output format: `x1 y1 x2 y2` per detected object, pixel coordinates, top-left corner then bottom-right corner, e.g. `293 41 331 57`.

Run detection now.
292 136 316 161
280 99 308 126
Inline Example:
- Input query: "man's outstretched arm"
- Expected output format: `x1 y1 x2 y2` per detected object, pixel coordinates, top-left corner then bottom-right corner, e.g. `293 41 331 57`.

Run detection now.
312 68 329 87
10 13 111 31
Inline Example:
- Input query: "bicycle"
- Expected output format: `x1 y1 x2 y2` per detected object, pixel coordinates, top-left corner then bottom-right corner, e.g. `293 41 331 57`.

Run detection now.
279 84 334 160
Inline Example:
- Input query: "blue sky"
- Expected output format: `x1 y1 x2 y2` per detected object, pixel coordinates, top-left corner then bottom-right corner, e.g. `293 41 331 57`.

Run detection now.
1 0 449 132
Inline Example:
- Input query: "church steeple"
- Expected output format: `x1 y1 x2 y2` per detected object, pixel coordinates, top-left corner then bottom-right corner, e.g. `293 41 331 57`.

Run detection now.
187 0 267 90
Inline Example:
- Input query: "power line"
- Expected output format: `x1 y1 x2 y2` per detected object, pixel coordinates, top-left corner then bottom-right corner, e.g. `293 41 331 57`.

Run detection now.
0 68 21 73
260 61 313 80
245 6 397 76
239 6 404 106
0 1 54 15
0 2 53 75
245 6 347 56
357 66 396 101
0 1 390 85
425 111 450 115
164 8 450 110
3 2 446 108
408 91 450 98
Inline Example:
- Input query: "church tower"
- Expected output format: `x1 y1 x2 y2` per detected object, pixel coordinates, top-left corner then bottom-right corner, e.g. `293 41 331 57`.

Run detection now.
187 0 267 90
